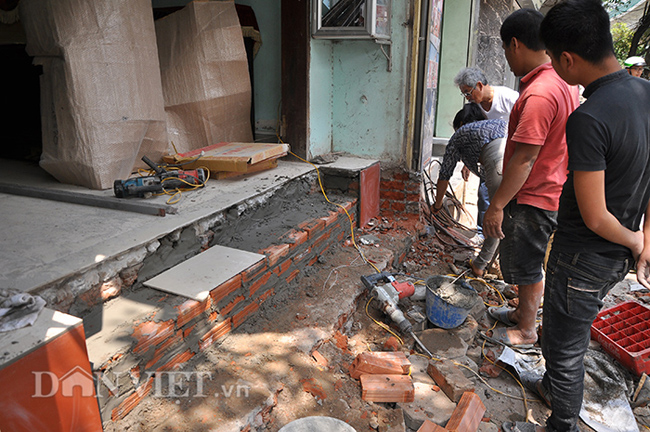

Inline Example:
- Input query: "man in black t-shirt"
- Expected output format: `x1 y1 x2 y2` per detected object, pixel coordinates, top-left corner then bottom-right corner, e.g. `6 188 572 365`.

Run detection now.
500 1 650 432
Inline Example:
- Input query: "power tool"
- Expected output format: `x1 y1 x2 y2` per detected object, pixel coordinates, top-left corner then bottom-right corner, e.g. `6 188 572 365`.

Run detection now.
361 271 433 357
114 156 207 198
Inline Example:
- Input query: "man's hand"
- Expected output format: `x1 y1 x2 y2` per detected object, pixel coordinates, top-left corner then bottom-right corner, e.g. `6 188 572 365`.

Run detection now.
482 204 505 239
637 246 650 289
461 166 470 182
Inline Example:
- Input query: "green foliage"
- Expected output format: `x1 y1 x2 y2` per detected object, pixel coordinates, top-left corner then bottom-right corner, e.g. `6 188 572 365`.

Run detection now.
612 22 635 64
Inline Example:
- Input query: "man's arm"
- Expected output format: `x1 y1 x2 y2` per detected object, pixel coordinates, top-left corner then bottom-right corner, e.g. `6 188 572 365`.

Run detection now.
636 199 650 288
433 178 449 211
573 170 644 257
482 142 541 239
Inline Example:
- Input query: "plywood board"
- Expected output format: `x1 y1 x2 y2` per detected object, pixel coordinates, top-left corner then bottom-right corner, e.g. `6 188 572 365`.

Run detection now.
143 245 264 300
163 142 289 172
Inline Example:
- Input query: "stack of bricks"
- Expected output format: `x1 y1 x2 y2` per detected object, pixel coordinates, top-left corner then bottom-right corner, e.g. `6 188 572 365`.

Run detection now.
101 199 358 422
380 168 421 217
349 351 415 403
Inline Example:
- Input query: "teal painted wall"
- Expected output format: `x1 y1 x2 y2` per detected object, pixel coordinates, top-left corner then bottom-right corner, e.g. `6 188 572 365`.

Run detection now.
309 40 335 158
435 0 473 138
308 1 410 161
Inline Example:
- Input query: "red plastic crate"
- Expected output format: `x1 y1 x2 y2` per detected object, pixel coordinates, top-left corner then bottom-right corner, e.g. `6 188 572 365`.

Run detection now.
591 301 650 376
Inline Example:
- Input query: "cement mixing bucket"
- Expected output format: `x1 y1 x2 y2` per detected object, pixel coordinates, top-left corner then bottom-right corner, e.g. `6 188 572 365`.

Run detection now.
426 275 479 329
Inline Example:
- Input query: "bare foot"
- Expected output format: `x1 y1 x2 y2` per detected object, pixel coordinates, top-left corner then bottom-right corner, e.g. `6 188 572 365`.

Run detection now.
504 326 538 346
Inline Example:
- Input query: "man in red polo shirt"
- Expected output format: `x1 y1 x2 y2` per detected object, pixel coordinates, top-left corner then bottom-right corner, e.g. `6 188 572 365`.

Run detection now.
482 9 580 348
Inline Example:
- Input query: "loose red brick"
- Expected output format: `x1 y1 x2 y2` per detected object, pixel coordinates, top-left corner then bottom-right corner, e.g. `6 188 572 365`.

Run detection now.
273 259 292 276
308 255 319 266
445 391 486 432
249 271 272 296
199 319 232 350
259 243 291 267
233 302 260 328
417 420 448 432
209 274 242 304
286 269 300 283
220 295 245 316
242 261 268 283
383 336 401 351
360 374 415 403
132 320 175 355
300 378 327 400
111 377 154 421
297 219 326 239
176 298 210 328
312 350 329 367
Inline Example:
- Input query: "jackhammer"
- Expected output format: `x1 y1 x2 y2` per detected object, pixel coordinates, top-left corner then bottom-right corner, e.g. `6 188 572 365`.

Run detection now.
114 156 207 198
361 272 433 358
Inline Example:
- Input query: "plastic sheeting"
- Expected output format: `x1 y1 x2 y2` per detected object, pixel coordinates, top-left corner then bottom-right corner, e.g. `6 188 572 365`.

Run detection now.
20 0 168 189
155 0 253 154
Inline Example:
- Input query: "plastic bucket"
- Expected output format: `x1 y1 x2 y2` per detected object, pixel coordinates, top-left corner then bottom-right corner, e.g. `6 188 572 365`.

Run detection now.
425 275 478 329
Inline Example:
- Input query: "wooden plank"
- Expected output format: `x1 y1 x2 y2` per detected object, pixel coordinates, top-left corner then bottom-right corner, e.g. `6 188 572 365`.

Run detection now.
0 182 175 217
360 374 415 403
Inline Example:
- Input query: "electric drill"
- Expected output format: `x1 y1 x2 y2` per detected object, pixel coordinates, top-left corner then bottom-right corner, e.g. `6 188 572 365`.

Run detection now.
361 272 415 333
114 156 207 198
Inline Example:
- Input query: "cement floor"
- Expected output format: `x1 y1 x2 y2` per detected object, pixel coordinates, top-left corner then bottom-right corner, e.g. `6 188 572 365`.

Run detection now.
0 157 373 294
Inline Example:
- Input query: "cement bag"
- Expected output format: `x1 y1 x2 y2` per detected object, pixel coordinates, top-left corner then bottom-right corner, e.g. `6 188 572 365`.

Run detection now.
156 0 253 153
19 0 168 190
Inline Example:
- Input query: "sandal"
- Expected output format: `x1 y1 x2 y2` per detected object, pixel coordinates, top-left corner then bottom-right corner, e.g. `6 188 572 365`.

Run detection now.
488 306 516 327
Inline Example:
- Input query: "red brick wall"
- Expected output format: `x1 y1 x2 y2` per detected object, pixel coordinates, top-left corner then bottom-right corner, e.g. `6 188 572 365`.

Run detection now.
380 169 421 216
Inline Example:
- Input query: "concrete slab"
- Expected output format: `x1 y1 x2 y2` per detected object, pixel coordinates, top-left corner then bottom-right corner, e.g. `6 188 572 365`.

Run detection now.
143 245 264 301
0 307 82 367
0 158 313 293
320 156 379 171
83 291 160 367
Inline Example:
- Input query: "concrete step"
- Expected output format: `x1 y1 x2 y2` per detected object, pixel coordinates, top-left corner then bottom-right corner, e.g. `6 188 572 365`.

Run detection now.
83 197 358 423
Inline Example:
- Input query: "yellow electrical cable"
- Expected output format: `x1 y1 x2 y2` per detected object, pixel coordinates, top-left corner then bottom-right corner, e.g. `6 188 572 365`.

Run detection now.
365 298 404 345
285 148 382 274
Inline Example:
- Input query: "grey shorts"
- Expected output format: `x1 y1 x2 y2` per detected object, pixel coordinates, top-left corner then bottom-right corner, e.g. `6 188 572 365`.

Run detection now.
499 201 557 285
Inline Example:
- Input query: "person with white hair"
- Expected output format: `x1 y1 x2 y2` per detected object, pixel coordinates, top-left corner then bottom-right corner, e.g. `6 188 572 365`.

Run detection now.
454 67 519 122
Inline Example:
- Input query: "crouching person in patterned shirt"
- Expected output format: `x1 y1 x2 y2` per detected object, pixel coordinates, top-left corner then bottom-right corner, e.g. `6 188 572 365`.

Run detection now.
432 102 506 277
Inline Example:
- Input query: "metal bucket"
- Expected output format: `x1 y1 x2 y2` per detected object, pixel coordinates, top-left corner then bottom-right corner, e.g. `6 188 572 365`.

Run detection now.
425 275 479 329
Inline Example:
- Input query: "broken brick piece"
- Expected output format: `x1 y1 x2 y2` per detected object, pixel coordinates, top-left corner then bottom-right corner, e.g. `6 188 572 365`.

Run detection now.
445 391 486 432
417 420 448 432
349 351 411 379
311 350 328 368
299 378 327 400
360 374 415 403
427 360 474 403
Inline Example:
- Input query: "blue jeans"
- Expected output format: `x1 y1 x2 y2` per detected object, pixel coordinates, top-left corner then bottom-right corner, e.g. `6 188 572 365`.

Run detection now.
542 247 633 432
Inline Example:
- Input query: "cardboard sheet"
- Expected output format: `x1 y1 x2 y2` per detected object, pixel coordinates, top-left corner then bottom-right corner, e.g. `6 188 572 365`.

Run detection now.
156 1 253 154
20 0 168 190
